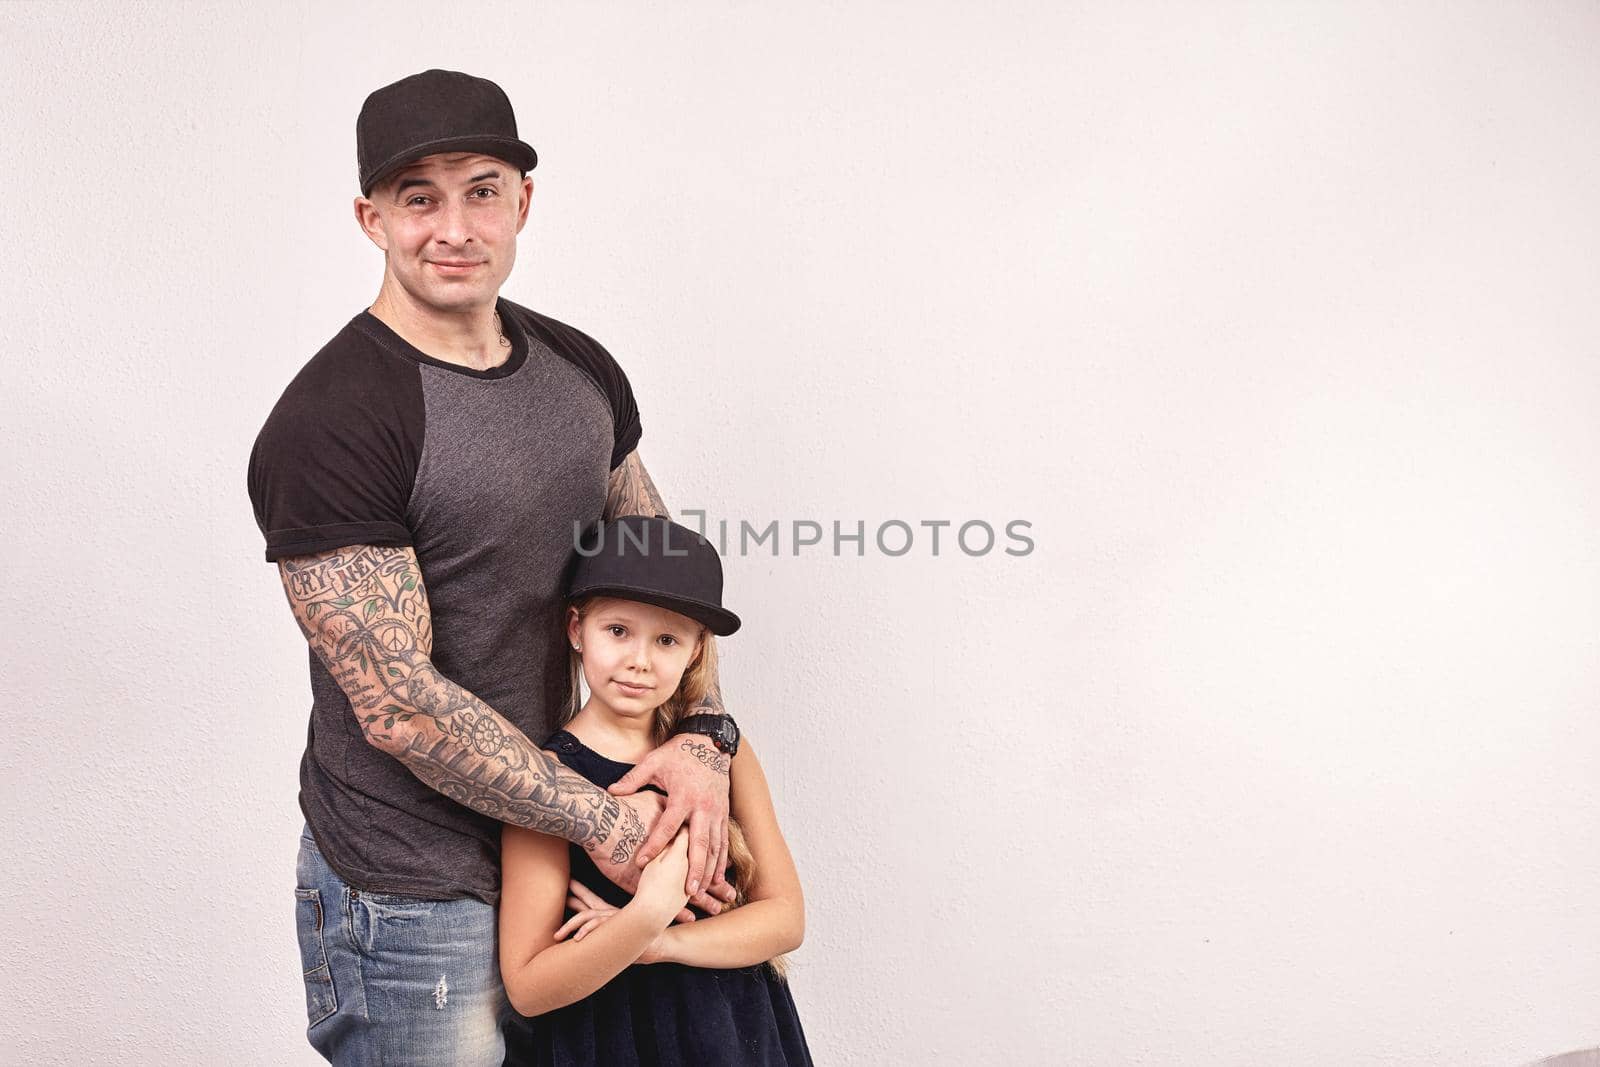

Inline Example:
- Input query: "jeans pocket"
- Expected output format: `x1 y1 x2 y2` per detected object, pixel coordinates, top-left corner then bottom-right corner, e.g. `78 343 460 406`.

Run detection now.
294 887 338 1027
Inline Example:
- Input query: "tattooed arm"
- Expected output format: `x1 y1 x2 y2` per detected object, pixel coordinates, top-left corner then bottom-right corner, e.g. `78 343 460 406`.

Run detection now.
276 542 718 912
601 450 737 897
604 449 671 522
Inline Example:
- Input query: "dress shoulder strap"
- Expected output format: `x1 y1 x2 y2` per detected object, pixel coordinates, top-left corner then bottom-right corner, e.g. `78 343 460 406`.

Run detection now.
543 729 635 789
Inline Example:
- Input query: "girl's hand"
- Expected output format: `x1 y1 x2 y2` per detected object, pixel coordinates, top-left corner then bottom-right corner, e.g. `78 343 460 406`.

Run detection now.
554 878 623 943
554 902 618 944
554 874 675 963
635 829 692 917
554 907 671 964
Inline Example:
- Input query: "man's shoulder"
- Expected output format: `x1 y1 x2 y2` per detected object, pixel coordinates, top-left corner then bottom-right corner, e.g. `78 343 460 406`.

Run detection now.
499 297 586 340
273 314 420 404
300 311 417 379
256 312 424 441
499 299 641 460
501 299 620 368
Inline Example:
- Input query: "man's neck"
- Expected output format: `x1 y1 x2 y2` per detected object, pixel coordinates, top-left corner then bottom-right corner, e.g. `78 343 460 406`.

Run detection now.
367 286 510 372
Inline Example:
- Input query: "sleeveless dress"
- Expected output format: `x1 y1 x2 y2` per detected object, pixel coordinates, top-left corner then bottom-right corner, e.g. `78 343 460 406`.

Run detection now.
501 730 815 1067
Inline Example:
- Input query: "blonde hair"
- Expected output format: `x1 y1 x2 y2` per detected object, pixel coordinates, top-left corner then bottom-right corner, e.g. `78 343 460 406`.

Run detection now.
563 596 789 978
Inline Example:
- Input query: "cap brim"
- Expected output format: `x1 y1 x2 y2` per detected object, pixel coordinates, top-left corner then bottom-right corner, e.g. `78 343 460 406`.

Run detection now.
362 135 538 196
570 585 741 637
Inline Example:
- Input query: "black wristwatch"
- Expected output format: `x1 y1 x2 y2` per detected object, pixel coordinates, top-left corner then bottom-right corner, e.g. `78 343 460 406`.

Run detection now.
671 713 740 757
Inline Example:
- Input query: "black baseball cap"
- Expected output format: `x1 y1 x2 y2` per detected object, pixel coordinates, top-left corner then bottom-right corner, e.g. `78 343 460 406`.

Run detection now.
567 516 741 636
356 69 539 197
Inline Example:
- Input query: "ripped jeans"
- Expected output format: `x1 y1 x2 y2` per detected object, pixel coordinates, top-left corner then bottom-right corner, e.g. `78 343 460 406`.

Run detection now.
294 825 509 1065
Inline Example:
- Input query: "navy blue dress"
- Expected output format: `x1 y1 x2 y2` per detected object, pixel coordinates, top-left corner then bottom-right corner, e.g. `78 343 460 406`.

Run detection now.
501 730 814 1066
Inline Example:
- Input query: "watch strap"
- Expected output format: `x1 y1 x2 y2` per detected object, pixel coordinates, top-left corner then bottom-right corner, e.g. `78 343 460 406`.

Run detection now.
671 713 739 756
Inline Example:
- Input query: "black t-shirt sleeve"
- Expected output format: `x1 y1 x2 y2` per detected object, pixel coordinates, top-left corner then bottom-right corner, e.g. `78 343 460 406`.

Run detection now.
513 304 643 470
247 344 426 562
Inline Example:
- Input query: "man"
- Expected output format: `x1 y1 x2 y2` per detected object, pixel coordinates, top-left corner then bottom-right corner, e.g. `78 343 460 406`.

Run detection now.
248 69 742 1064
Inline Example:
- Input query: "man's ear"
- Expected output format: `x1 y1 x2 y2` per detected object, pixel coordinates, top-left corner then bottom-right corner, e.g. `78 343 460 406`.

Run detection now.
353 196 389 252
515 175 534 233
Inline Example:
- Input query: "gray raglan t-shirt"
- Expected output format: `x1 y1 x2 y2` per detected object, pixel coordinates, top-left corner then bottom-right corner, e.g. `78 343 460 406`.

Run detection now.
248 297 641 905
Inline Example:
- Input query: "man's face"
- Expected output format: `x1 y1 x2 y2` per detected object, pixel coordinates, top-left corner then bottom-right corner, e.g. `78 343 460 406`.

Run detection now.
355 152 533 315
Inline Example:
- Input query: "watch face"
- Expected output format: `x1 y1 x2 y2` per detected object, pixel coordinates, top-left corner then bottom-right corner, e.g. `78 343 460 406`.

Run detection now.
716 718 738 750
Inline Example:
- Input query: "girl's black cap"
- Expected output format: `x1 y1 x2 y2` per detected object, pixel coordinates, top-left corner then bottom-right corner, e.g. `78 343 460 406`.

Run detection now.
567 515 741 636
357 69 539 197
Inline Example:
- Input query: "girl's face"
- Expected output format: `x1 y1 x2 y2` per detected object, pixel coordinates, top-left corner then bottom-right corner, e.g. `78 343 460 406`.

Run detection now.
568 598 704 719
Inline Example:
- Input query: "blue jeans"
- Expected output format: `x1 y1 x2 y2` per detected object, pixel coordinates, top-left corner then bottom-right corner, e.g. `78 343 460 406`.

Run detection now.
294 826 509 1065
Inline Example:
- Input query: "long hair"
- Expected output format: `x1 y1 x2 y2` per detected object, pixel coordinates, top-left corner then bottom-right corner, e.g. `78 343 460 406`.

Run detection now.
563 596 788 978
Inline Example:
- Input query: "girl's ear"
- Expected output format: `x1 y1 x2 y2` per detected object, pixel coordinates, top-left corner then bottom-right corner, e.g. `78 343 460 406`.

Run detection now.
565 605 583 650
689 628 708 667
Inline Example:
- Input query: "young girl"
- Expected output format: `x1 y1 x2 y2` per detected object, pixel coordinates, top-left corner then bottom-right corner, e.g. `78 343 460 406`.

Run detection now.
499 515 813 1066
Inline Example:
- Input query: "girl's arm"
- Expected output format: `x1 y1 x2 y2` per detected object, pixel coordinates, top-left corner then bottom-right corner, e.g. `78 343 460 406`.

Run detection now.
651 737 805 969
499 771 689 1017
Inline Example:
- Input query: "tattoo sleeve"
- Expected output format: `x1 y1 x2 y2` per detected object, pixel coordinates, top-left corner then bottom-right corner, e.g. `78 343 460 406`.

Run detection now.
604 450 669 520
277 545 632 857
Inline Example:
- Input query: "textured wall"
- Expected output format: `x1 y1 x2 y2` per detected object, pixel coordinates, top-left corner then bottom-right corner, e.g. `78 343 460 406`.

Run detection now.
3 2 1598 1064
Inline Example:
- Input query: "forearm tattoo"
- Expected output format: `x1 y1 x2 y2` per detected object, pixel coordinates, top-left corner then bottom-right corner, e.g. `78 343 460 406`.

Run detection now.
679 738 731 776
279 545 629 855
610 805 647 865
604 450 669 520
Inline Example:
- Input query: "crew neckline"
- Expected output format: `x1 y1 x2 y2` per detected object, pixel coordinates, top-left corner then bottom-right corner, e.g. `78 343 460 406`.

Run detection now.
352 296 529 380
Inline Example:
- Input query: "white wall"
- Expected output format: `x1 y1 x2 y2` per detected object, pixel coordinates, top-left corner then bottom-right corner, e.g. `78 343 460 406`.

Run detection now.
3 2 1597 1064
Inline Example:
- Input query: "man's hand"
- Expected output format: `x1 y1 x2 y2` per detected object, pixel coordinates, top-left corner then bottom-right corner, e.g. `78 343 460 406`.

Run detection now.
609 735 735 899
588 789 726 917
